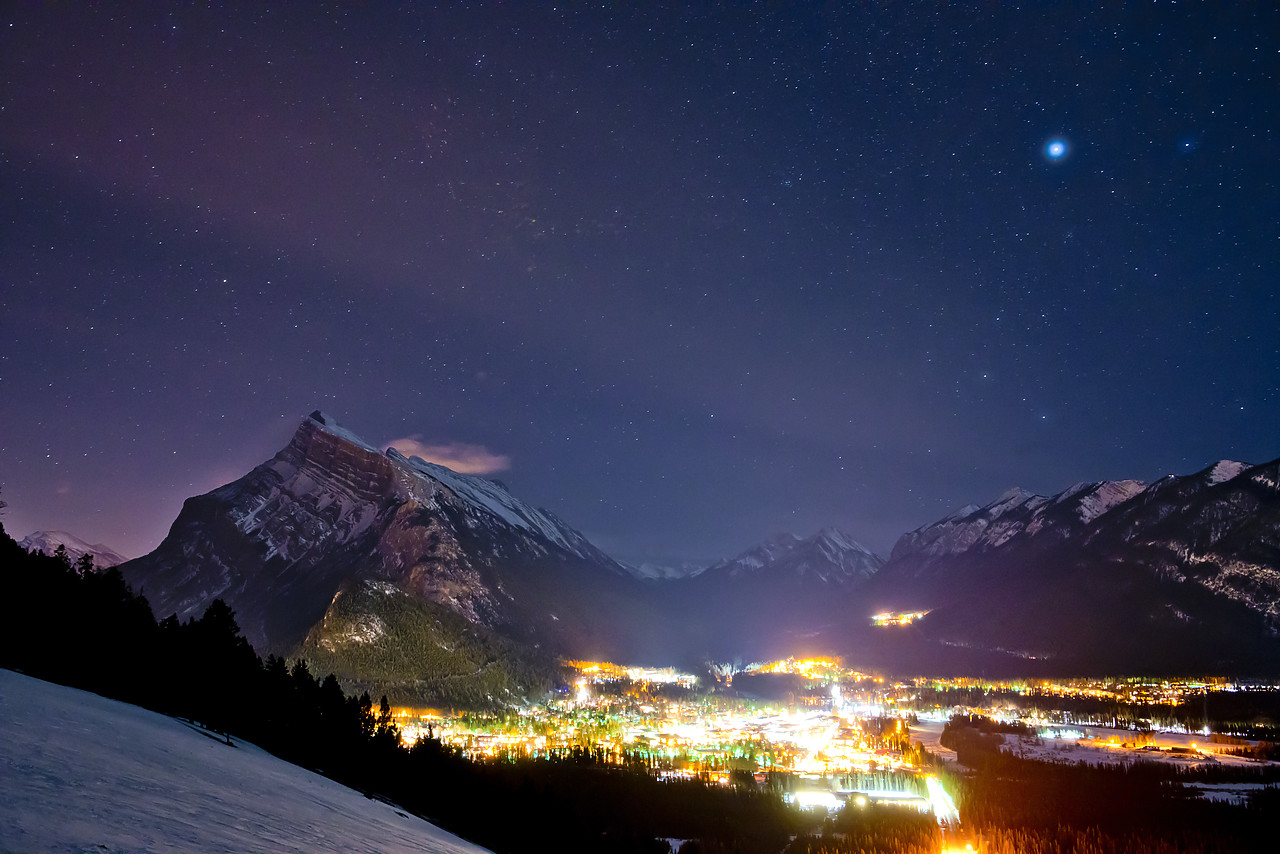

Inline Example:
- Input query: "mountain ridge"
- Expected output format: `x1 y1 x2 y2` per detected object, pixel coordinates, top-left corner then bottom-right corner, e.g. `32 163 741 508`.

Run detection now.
18 530 128 568
701 527 883 585
114 409 1280 685
859 457 1280 671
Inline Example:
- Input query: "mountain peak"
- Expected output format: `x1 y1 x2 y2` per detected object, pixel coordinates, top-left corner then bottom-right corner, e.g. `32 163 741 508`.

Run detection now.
995 486 1033 502
703 527 883 584
304 410 379 453
812 527 876 554
944 503 982 522
988 487 1040 515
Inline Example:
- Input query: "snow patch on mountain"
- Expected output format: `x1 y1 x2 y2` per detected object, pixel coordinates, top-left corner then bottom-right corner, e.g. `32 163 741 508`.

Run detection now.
1051 480 1146 525
988 487 1045 518
1206 460 1249 485
337 614 387 645
944 503 981 522
1171 550 1280 626
1075 480 1146 523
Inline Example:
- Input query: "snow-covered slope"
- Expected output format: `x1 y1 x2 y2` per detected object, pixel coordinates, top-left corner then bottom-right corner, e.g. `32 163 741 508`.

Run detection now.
18 530 127 568
0 669 487 853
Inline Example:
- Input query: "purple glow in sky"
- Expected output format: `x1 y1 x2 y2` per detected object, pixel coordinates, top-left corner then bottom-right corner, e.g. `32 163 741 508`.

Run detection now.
2 5 1276 564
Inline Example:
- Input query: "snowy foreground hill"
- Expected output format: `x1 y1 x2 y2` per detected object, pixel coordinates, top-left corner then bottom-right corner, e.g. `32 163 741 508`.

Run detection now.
0 669 488 853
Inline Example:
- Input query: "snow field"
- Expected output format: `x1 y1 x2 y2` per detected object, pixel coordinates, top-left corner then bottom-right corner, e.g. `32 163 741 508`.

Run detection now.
0 669 489 853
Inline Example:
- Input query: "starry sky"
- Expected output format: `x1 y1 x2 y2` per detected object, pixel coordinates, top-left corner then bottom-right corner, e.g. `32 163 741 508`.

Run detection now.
2 5 1277 565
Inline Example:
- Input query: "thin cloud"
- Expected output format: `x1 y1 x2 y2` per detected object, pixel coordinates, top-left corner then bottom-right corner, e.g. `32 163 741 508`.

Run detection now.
385 436 511 475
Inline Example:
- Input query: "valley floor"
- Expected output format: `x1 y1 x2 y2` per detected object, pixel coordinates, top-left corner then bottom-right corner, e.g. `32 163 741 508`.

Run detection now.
910 718 1278 805
911 718 1269 770
0 669 489 853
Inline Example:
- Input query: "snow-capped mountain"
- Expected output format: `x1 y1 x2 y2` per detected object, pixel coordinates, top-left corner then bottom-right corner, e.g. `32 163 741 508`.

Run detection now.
888 479 1147 576
120 412 659 702
116 411 1280 678
18 530 127 568
1082 458 1280 626
863 457 1280 671
1085 459 1252 547
621 558 709 582
702 528 883 585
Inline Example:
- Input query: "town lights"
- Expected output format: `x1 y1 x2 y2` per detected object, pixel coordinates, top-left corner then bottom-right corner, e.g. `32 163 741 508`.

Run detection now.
788 790 842 811
925 775 961 826
871 610 930 627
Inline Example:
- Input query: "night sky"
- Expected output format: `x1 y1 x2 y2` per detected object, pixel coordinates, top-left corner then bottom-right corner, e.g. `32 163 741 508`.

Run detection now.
2 5 1276 565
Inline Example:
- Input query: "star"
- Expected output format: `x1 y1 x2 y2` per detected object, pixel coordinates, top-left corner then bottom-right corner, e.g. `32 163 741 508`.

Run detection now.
1043 138 1069 161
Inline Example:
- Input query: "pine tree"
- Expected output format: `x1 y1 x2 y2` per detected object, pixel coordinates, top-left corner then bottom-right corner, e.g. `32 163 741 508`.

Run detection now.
74 552 95 576
372 694 400 752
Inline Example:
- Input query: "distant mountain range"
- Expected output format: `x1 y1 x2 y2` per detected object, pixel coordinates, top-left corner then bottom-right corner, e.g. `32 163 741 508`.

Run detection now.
703 528 883 585
857 458 1280 672
18 530 127 569
654 529 885 661
621 528 881 585
99 411 1280 703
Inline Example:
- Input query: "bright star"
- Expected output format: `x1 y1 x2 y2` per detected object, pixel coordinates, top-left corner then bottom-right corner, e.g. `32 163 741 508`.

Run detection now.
1043 139 1069 161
